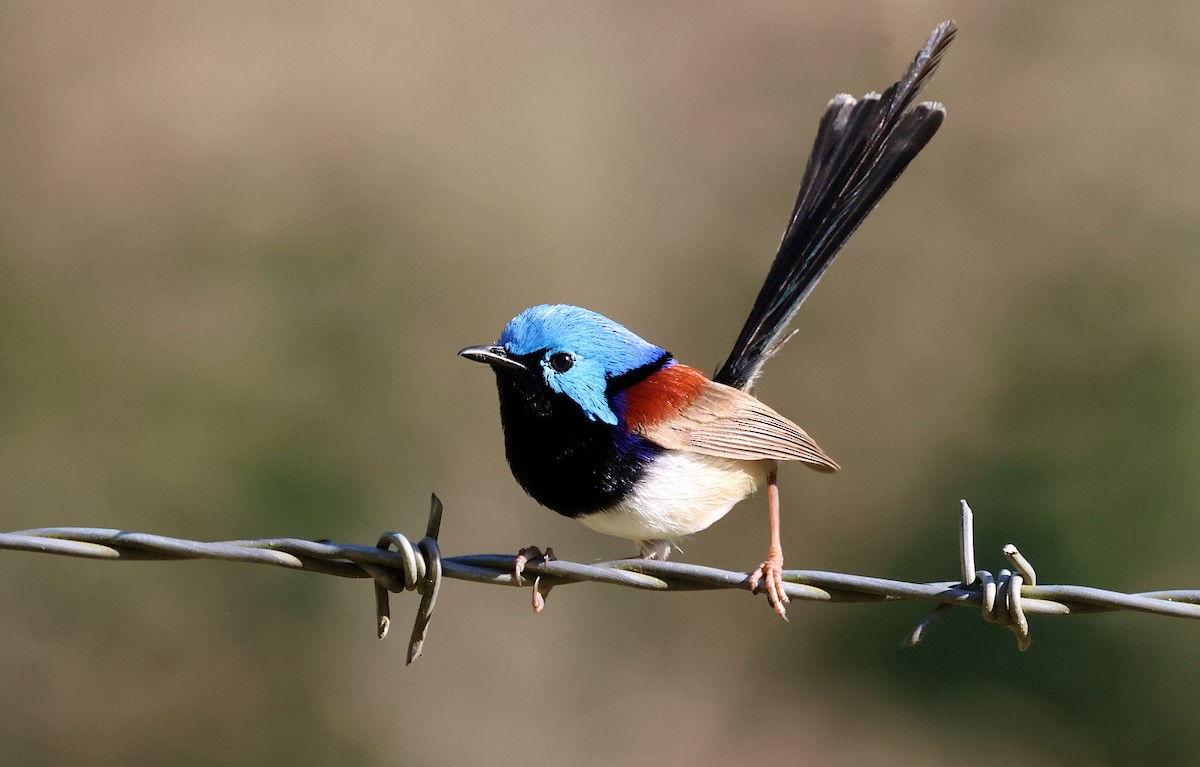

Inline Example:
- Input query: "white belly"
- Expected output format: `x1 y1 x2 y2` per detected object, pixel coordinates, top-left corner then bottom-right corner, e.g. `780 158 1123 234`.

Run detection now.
579 451 771 544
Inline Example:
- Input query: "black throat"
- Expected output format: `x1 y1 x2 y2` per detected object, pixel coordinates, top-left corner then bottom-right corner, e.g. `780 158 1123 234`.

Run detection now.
491 365 664 518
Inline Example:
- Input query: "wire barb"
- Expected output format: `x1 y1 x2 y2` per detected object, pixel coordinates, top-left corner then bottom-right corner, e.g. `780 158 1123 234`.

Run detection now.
1 497 1197 662
371 494 444 664
903 499 1037 650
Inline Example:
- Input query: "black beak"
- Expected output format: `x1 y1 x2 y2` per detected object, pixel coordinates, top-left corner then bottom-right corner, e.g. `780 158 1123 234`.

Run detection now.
458 344 530 374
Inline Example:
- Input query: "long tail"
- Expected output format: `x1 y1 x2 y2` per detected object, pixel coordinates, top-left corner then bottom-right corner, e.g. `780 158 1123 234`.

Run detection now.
714 21 957 391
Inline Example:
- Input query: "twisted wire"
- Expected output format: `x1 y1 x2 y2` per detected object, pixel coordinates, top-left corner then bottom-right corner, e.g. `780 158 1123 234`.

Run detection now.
1 497 1197 662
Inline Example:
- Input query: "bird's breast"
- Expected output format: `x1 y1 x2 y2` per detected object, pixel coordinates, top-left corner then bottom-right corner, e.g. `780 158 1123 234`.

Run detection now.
579 451 770 542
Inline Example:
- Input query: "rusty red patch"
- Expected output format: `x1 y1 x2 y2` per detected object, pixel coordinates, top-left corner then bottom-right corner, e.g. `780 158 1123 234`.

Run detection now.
620 364 708 432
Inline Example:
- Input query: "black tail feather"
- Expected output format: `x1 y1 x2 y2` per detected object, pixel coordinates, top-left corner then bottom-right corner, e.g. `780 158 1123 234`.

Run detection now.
714 21 957 391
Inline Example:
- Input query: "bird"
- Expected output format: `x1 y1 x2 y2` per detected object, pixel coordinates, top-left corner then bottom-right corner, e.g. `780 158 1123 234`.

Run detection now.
459 21 956 619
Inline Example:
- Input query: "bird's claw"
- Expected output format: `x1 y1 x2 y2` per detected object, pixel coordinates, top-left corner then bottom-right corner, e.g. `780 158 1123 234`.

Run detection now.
749 548 790 622
514 545 556 613
514 545 548 586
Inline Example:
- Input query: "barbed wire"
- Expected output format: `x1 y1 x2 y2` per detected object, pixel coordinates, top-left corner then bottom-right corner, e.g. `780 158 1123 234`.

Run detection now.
1 497 1197 663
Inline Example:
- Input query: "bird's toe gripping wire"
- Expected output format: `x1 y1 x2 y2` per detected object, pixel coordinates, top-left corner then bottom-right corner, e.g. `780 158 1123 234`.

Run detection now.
749 547 791 622
514 545 557 613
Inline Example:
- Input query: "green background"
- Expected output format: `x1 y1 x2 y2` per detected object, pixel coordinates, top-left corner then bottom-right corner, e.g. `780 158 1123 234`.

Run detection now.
2 2 1198 765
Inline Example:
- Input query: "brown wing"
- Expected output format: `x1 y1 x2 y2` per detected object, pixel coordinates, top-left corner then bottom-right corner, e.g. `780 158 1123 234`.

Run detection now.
636 379 839 472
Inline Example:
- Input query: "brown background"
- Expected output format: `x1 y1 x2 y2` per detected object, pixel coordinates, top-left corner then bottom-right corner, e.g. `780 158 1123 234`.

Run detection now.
2 2 1199 765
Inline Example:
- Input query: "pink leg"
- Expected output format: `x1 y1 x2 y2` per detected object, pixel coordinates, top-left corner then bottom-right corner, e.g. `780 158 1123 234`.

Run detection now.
749 469 790 621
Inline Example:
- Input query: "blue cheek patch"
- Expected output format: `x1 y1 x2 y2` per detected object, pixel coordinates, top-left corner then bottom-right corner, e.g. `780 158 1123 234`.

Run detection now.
545 358 619 425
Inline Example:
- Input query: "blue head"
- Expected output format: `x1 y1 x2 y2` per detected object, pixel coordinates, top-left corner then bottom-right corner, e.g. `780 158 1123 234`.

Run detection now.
460 304 667 425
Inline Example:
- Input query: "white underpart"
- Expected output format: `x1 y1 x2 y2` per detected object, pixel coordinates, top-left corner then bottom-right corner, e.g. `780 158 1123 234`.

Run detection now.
578 450 772 551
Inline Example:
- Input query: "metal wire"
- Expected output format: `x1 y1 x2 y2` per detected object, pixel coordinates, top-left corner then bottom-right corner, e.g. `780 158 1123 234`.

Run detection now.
1 497 1197 662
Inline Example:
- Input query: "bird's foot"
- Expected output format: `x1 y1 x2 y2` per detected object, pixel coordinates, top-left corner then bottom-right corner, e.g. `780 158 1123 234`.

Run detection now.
636 539 674 560
749 547 790 622
514 545 553 585
514 545 556 613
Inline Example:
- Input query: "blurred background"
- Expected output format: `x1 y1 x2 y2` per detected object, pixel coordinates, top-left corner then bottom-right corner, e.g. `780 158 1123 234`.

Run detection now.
2 2 1199 765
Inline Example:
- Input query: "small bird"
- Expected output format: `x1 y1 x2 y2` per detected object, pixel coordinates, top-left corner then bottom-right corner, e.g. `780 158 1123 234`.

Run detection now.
460 22 956 618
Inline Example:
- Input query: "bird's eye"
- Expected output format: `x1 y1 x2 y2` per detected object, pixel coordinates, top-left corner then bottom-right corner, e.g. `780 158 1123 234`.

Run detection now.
548 352 575 373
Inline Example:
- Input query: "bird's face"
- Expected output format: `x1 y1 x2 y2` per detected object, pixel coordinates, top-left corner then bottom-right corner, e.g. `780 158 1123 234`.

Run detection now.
460 304 667 425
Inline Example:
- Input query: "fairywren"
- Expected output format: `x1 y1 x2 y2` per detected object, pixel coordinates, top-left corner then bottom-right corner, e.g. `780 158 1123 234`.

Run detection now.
461 22 956 618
